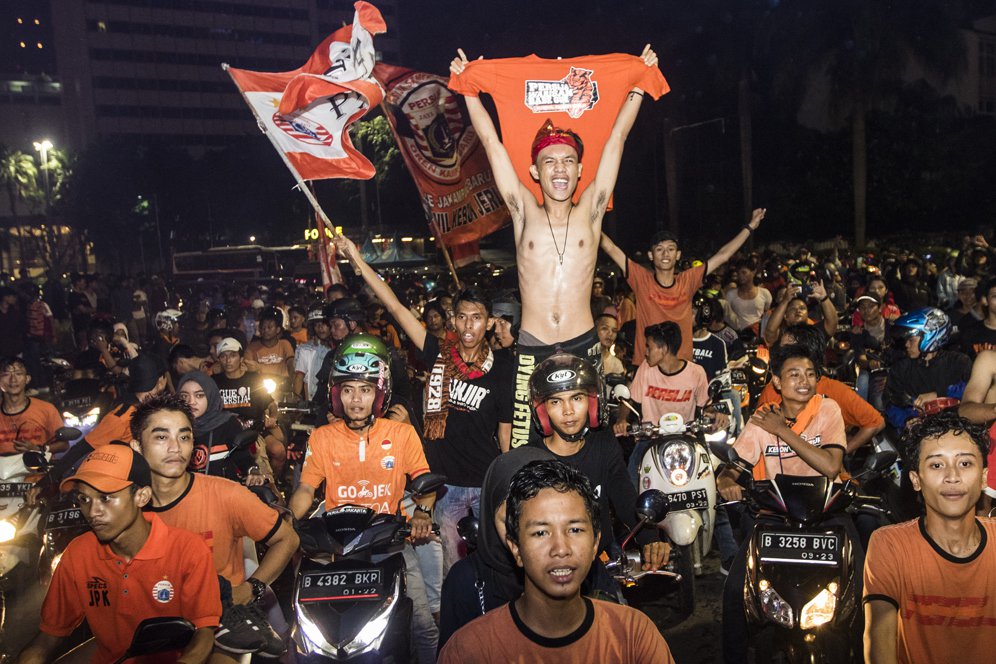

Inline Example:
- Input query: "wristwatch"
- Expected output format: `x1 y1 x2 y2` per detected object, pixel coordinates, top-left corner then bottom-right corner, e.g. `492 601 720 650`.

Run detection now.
413 504 432 517
246 577 267 604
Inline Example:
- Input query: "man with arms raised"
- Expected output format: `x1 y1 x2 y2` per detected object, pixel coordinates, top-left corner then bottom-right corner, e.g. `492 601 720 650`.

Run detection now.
601 210 765 366
439 459 673 663
450 46 657 446
864 411 996 663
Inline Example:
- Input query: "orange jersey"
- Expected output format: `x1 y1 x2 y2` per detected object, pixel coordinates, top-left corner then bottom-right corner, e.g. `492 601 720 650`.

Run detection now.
40 513 221 663
300 418 430 515
864 518 996 664
733 396 846 479
627 260 705 363
290 328 309 346
147 473 281 586
0 397 63 454
758 376 884 431
246 339 295 378
449 54 669 206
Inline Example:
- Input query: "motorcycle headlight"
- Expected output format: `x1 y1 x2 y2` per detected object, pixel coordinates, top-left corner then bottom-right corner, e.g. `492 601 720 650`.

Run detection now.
62 411 81 428
0 519 16 543
758 579 794 628
799 583 838 630
81 407 100 429
660 441 694 486
262 378 277 395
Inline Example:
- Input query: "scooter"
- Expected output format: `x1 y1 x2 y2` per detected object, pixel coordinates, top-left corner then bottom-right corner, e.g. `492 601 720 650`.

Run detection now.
290 473 446 661
0 427 80 521
713 441 895 663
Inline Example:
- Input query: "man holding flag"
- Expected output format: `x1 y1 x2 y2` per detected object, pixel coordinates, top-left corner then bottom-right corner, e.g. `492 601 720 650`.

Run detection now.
449 46 667 446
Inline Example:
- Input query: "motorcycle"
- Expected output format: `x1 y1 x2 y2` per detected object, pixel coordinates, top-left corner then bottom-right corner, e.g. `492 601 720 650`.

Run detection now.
605 489 679 590
713 441 896 663
57 376 115 451
0 427 81 522
290 473 446 662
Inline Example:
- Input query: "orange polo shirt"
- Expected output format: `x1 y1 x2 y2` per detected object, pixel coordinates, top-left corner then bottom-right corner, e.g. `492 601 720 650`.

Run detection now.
300 418 430 516
40 513 221 664
147 473 282 586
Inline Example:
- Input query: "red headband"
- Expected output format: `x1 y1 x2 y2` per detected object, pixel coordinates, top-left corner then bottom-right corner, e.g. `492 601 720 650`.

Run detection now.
530 120 583 162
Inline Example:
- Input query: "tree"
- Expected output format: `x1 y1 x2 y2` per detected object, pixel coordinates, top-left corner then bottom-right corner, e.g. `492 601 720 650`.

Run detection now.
0 145 40 275
765 0 967 248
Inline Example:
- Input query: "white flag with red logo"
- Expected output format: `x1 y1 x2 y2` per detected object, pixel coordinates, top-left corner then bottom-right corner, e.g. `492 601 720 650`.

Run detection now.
225 2 386 181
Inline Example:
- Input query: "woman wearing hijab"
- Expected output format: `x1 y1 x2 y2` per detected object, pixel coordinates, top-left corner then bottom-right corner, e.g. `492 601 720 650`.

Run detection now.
438 447 554 649
176 370 276 484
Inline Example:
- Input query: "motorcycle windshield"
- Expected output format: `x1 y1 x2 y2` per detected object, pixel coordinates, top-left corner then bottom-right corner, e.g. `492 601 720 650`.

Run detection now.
771 475 832 525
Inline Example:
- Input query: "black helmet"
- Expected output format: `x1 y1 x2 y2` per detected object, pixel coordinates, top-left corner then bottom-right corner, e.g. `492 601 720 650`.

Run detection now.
694 292 723 328
323 297 365 323
529 352 603 440
257 305 284 326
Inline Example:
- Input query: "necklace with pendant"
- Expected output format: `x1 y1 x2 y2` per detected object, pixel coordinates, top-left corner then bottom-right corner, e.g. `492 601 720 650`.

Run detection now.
545 205 572 265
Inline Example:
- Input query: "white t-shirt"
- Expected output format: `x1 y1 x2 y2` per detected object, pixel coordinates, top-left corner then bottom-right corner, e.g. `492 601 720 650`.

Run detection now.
725 287 772 329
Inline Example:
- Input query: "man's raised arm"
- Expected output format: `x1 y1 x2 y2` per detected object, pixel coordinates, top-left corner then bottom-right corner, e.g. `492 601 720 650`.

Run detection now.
706 208 766 274
333 235 427 351
599 232 628 271
450 49 528 225
581 45 658 226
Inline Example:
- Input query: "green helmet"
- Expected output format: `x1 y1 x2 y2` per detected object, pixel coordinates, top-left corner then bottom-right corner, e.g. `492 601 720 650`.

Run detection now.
329 333 392 418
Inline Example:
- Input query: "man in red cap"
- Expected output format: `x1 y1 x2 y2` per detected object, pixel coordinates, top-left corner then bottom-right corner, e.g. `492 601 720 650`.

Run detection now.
450 45 658 446
17 443 220 664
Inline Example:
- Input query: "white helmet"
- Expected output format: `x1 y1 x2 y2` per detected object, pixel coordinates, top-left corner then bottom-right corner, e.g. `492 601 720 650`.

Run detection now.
155 309 182 334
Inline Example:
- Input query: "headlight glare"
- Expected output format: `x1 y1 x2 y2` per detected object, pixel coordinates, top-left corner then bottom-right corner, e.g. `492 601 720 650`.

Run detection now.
800 586 837 630
760 586 794 628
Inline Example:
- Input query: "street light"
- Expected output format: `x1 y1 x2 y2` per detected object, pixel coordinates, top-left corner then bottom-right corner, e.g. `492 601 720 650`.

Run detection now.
249 235 256 243
33 139 53 211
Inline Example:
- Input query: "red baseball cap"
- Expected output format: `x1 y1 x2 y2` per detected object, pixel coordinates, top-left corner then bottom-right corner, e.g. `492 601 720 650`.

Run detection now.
60 442 152 494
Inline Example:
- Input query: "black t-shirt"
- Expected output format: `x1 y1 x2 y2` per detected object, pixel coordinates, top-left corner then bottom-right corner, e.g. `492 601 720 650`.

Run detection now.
956 319 996 359
527 428 656 554
692 332 728 380
214 371 273 429
420 335 513 487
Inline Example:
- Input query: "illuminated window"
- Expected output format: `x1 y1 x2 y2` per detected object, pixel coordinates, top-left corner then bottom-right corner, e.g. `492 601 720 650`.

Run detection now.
97 20 107 32
36 42 43 49
19 41 25 48
17 17 23 24
34 19 40 25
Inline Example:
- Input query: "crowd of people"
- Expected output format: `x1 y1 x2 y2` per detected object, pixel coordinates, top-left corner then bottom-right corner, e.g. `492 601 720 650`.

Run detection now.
1 45 995 664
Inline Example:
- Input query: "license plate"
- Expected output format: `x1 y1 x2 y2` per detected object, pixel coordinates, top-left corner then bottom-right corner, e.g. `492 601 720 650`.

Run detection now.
0 482 32 498
298 569 382 603
665 488 709 512
758 531 840 566
47 508 85 529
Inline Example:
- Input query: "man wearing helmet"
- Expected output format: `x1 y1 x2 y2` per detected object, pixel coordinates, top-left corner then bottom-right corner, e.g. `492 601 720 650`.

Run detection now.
288 334 440 663
884 307 971 430
293 305 333 400
527 353 668 577
334 235 513 575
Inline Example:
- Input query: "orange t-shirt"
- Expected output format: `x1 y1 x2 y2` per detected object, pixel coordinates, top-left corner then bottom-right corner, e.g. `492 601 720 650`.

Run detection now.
448 54 669 206
148 473 281 586
290 328 308 346
627 260 705 362
40 513 221 664
864 518 996 664
246 339 295 378
300 418 430 515
84 402 136 449
0 397 63 454
758 376 884 431
732 396 846 479
438 597 674 664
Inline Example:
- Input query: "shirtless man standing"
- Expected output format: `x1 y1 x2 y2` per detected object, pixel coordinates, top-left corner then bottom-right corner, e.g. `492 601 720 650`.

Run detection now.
957 348 996 509
450 45 658 447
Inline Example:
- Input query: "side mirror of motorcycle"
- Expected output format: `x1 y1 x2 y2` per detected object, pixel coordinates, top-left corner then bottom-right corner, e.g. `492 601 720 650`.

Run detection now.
457 515 479 549
635 489 669 523
604 373 627 388
707 381 723 402
230 429 258 452
112 617 194 664
856 450 899 478
22 451 48 472
55 427 83 442
410 473 447 498
611 384 631 401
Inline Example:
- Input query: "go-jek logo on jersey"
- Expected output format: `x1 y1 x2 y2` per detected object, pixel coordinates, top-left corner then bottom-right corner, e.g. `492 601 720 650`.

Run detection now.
337 480 393 501
524 67 599 119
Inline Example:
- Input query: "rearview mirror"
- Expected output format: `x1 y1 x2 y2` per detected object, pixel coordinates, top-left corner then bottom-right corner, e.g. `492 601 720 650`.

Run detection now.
611 384 631 401
55 427 83 442
456 515 479 549
862 450 898 475
231 429 258 452
635 489 669 523
707 381 723 401
604 373 627 388
113 617 194 664
410 473 447 498
22 451 48 473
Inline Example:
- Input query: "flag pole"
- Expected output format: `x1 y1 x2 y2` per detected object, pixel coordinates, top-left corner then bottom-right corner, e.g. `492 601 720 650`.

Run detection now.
376 101 463 290
222 63 339 237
